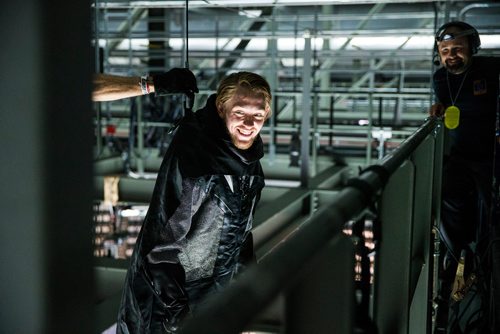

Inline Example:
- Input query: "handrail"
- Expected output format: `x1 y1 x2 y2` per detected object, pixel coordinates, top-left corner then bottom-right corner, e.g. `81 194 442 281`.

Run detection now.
378 116 439 174
179 116 441 334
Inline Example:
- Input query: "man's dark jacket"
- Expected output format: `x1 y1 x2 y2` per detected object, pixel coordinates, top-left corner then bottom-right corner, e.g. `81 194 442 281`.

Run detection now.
433 56 500 162
433 56 500 257
117 95 265 333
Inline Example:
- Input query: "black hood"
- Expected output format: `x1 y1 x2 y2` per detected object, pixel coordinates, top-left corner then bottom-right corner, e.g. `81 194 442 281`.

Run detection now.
196 94 264 165
170 94 264 178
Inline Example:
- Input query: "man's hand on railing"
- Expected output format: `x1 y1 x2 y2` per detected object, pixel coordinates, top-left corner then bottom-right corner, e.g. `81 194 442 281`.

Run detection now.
429 103 445 117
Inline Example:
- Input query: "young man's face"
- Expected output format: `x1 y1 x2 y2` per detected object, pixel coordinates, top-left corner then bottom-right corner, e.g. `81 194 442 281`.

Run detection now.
217 87 269 150
437 26 472 75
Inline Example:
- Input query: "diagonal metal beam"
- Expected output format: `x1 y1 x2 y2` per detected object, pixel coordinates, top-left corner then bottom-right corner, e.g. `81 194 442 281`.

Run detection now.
318 2 386 71
278 16 433 121
278 3 386 119
205 7 273 89
195 14 255 78
105 8 148 53
332 17 433 109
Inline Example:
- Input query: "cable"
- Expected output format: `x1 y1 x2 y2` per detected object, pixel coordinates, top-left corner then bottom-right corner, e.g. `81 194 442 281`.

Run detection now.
184 0 189 70
184 0 194 111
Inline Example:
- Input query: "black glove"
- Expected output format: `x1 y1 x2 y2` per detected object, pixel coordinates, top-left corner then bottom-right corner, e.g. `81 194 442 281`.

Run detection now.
152 68 199 96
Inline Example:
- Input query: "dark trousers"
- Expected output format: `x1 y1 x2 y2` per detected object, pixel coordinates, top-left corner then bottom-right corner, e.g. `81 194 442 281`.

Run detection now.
440 158 492 260
435 158 493 331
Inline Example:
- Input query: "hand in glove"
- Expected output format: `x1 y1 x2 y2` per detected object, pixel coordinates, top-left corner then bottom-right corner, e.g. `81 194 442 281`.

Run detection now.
153 68 199 96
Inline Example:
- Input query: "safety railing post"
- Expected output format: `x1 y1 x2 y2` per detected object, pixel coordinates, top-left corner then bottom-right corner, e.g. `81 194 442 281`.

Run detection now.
374 161 415 333
408 135 437 334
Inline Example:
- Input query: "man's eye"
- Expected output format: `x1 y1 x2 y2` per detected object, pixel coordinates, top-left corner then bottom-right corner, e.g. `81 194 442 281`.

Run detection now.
254 114 264 120
235 111 244 116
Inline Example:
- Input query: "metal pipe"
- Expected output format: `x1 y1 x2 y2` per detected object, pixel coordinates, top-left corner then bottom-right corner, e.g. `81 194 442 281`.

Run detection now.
184 0 189 69
300 31 312 188
183 0 194 111
377 116 438 174
136 97 144 174
267 8 278 165
366 59 375 165
458 3 500 21
94 0 103 156
94 2 434 20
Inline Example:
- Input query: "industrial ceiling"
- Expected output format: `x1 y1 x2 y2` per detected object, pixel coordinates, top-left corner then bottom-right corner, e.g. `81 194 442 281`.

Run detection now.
91 0 500 203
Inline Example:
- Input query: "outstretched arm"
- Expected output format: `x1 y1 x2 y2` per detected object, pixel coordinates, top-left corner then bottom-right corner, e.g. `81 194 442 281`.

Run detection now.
92 68 199 102
92 74 154 102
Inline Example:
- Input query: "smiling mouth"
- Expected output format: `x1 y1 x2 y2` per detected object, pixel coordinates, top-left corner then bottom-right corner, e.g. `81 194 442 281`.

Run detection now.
447 58 462 64
446 59 465 69
237 129 253 137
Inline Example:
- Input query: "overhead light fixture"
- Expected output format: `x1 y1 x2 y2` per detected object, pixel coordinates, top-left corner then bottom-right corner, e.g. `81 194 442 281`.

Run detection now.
371 128 392 139
121 209 141 217
95 0 459 8
238 9 263 18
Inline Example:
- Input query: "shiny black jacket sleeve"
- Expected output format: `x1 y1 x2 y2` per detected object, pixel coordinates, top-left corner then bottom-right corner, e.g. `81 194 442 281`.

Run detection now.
118 128 192 333
146 262 189 333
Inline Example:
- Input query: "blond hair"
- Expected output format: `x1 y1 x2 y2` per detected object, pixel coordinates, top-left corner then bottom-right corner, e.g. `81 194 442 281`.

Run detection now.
216 72 272 116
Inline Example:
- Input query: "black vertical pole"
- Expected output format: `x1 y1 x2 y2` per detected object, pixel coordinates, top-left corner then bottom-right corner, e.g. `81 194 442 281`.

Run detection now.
1 1 94 333
148 8 166 75
329 95 334 146
378 97 383 127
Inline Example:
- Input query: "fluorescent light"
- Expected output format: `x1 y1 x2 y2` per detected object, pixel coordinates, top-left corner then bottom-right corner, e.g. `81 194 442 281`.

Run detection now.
98 34 500 54
348 36 411 50
481 35 500 48
246 38 268 51
238 9 263 18
371 128 392 139
121 209 141 217
401 36 434 50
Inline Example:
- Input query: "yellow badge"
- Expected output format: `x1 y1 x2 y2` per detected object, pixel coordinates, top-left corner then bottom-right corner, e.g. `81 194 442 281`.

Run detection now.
444 105 460 129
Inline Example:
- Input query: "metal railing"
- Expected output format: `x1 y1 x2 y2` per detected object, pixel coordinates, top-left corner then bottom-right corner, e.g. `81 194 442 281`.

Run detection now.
179 116 443 334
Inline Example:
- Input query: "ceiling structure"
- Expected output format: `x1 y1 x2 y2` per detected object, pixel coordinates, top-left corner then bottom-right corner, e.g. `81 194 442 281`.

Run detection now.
91 0 500 202
89 5 500 315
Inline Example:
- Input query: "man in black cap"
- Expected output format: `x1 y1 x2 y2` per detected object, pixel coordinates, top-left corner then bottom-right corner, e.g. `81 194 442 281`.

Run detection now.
430 21 500 332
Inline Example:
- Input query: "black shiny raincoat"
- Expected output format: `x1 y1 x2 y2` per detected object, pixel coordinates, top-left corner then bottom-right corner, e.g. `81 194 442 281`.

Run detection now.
117 95 265 333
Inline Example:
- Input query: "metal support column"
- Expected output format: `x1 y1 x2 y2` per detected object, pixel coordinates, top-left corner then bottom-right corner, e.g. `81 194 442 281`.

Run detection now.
136 98 145 174
267 8 278 165
366 59 375 165
300 32 312 188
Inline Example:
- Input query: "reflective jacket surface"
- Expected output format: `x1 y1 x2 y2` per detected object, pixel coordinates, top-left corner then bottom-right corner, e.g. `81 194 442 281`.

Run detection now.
117 95 265 333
